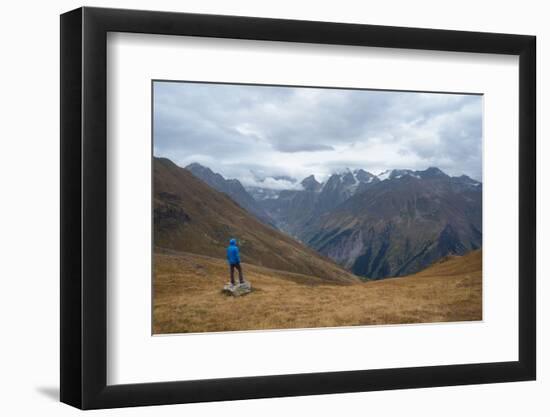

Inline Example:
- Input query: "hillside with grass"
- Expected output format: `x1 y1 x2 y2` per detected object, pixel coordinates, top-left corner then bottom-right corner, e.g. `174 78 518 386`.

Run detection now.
153 249 482 334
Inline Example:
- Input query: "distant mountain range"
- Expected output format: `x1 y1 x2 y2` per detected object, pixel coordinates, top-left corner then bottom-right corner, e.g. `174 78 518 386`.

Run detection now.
301 168 482 278
170 159 482 279
154 158 358 283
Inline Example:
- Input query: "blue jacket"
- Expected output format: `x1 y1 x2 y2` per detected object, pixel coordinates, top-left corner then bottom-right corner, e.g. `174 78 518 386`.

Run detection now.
226 239 241 265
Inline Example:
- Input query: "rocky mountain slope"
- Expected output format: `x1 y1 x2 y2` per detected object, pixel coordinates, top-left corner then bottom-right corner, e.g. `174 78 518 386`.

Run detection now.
260 169 380 237
302 168 482 278
255 167 481 279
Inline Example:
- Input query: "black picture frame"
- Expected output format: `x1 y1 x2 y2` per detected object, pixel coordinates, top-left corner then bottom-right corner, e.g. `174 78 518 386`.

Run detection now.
60 6 536 410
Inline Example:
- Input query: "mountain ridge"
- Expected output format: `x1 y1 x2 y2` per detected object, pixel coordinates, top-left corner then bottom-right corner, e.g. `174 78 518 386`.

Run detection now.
185 162 275 226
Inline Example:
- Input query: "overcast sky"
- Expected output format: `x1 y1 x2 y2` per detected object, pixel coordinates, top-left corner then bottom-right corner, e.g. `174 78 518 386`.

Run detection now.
153 81 482 189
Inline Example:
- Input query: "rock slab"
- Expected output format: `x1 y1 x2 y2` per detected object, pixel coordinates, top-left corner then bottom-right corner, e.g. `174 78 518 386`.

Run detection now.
222 281 252 297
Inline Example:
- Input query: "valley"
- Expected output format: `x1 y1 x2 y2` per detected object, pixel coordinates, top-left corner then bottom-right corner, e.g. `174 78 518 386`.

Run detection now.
184 161 482 279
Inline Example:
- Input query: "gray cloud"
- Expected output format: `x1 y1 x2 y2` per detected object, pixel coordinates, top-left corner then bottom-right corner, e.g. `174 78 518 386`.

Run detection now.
154 81 482 185
276 143 335 153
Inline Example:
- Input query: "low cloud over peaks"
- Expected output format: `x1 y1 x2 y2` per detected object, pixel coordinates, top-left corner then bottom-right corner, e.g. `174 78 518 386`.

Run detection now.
154 82 482 182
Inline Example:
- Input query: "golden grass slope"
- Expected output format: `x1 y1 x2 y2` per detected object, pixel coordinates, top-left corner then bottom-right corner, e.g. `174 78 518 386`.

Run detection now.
153 249 482 334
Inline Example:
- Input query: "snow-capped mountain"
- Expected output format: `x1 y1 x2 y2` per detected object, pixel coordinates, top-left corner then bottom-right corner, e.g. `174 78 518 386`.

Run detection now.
377 169 419 181
318 169 379 206
376 167 480 184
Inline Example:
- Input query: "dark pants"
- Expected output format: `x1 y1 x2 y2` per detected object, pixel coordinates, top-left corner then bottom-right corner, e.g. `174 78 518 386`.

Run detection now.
229 263 244 285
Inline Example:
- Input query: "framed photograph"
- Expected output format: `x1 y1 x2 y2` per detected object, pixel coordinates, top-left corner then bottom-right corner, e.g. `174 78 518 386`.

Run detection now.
60 7 536 409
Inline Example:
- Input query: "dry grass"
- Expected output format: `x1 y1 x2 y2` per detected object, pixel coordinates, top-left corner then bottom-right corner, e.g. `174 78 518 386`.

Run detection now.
153 250 482 334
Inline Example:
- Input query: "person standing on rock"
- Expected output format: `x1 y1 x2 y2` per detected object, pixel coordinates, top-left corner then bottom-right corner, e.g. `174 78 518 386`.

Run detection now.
226 238 245 287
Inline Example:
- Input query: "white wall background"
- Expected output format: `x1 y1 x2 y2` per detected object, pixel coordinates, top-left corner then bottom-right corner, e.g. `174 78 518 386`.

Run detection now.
0 0 545 415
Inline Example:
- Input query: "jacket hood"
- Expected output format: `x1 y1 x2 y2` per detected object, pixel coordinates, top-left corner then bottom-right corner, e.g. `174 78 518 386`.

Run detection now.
229 238 237 246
